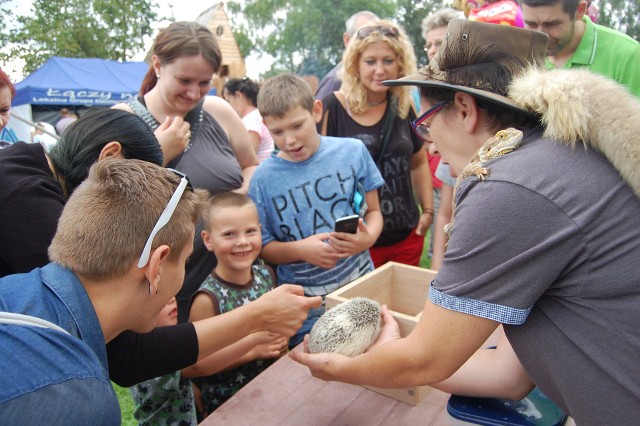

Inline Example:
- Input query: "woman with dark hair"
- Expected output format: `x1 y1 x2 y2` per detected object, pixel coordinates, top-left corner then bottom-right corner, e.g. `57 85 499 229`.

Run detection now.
114 21 260 322
0 108 163 276
223 77 274 162
48 108 163 197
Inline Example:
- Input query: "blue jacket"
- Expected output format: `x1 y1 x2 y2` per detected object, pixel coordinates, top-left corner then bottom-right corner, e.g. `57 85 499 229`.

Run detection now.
0 263 119 425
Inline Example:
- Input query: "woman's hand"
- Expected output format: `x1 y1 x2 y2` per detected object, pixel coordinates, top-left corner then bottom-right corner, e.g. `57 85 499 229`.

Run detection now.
154 116 191 164
367 305 401 351
288 336 352 382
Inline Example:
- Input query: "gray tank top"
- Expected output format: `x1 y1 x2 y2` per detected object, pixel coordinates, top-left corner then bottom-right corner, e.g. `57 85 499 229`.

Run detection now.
128 96 243 195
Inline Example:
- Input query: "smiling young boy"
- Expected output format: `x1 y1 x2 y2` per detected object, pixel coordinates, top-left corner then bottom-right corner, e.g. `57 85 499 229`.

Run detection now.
248 73 385 347
188 192 288 417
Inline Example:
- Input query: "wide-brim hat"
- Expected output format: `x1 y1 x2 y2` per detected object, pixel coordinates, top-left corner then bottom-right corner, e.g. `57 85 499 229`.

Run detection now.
385 19 549 114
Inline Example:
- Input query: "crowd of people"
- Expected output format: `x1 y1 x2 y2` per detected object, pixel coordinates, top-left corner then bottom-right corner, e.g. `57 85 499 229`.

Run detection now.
0 0 639 424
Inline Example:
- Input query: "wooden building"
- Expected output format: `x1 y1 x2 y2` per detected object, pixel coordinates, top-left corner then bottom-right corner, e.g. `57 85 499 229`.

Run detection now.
145 2 246 96
195 2 247 95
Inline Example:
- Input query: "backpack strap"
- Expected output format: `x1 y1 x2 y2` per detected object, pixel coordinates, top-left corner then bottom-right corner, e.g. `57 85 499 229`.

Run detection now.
0 312 71 335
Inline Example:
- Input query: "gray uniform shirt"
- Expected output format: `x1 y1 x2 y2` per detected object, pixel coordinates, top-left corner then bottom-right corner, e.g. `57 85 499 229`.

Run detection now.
431 128 640 425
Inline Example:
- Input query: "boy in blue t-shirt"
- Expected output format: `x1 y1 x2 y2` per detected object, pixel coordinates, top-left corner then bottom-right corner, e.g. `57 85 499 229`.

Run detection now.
249 73 385 347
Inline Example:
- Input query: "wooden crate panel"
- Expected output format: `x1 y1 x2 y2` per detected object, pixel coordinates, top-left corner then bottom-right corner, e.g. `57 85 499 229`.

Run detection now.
325 262 437 405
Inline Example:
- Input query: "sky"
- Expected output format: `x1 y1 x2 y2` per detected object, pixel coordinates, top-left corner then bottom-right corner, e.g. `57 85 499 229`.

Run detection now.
3 0 270 81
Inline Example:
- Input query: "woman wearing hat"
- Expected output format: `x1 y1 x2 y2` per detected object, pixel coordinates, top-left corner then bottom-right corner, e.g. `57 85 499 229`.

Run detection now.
294 19 640 424
319 20 434 269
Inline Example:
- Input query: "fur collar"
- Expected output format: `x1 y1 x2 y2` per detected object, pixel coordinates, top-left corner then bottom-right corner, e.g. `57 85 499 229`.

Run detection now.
509 68 640 198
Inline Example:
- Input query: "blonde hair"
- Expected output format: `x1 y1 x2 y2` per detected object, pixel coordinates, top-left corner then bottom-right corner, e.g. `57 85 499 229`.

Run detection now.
257 73 314 118
202 192 257 231
49 159 209 281
339 20 417 118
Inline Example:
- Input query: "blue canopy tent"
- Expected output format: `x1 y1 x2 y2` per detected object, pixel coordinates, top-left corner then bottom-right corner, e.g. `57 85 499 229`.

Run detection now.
14 56 149 107
10 57 149 142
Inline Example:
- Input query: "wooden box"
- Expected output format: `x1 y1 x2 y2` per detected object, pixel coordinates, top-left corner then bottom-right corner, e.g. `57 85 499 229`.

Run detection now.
325 261 437 405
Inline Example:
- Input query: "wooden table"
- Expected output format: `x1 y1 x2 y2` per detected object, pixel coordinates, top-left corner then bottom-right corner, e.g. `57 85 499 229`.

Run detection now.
200 346 452 426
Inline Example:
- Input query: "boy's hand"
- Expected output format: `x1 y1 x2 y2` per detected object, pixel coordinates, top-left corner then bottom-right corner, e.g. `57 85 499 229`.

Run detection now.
299 232 340 269
255 285 322 337
328 219 373 258
248 332 289 360
154 116 191 164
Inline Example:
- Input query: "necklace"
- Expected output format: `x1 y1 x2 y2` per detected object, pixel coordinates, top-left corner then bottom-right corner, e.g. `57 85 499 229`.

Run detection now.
367 98 387 107
183 108 204 153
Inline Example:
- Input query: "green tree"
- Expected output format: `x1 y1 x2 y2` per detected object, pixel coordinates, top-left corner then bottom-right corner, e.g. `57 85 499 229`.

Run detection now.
227 0 396 78
226 0 639 79
395 0 446 66
598 0 639 41
0 0 159 75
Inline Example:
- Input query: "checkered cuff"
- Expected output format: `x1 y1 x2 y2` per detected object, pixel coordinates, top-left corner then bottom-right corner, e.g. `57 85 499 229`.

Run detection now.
429 285 531 325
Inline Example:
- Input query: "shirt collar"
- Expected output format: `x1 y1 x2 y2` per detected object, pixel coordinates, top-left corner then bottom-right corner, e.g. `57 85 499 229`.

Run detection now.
40 263 109 374
545 16 597 69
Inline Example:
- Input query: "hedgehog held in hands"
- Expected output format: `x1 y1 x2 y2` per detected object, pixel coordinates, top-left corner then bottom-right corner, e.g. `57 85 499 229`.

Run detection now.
308 297 381 357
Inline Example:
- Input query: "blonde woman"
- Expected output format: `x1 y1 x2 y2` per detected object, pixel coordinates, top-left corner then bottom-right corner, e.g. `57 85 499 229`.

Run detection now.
320 20 433 268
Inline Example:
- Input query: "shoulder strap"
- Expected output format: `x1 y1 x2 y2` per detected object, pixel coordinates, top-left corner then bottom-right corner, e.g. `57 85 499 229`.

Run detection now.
128 96 160 131
129 95 206 168
0 312 71 335
376 97 397 165
128 96 205 136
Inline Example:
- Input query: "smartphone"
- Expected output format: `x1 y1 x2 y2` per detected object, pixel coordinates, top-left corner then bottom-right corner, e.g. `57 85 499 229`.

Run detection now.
334 214 360 234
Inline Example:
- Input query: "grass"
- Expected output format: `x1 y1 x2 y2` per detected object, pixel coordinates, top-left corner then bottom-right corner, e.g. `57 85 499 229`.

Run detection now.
114 382 137 426
419 229 432 269
114 231 433 422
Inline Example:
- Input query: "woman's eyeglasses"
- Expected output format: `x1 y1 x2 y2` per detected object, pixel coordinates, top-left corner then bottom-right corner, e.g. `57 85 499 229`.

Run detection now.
411 101 448 141
356 25 400 40
137 169 193 268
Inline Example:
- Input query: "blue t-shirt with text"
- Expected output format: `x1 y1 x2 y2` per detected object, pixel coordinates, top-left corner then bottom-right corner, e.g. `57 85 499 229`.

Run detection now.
249 136 384 296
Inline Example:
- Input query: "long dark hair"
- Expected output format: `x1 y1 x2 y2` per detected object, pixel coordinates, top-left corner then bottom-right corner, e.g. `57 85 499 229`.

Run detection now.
48 108 163 196
140 21 222 96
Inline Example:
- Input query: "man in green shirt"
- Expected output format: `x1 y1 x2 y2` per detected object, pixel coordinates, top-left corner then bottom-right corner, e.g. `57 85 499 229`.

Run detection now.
520 0 640 97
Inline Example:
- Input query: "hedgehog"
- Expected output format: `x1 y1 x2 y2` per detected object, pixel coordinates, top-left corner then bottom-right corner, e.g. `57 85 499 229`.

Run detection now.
308 297 381 357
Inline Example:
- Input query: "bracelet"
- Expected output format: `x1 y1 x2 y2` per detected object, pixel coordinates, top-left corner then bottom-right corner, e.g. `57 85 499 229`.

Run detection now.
422 208 434 216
